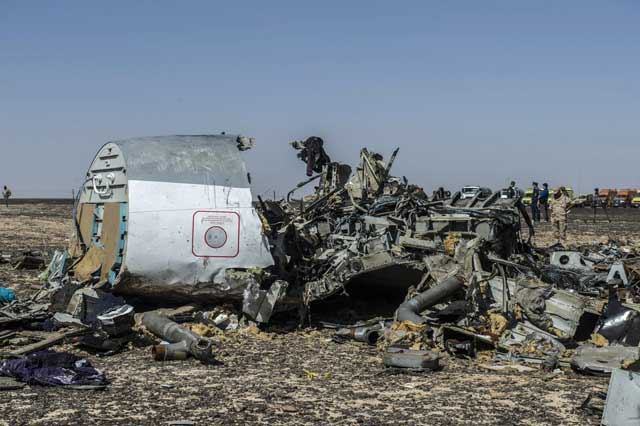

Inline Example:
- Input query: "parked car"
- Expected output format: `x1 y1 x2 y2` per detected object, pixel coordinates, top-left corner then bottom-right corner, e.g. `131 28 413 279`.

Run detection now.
460 186 492 200
461 186 479 199
631 192 640 208
572 194 591 208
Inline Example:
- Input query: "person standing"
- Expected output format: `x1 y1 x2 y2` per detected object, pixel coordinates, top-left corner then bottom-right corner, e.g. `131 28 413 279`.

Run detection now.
507 180 522 198
531 182 540 222
550 187 570 245
2 186 11 207
539 183 550 222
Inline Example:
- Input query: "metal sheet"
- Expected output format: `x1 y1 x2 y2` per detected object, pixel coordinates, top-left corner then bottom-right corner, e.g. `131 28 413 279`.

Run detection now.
115 135 250 187
602 369 640 425
489 277 586 338
118 180 273 295
607 262 629 285
571 346 640 375
550 251 594 271
82 142 127 204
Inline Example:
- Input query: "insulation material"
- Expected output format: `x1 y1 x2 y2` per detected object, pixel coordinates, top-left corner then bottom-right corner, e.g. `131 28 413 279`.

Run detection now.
74 246 105 282
99 203 122 282
77 203 95 248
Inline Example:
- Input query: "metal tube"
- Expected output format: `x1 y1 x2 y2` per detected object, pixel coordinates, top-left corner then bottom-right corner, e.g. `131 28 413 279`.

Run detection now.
142 312 217 364
152 341 189 361
352 326 381 345
336 326 381 345
395 275 465 324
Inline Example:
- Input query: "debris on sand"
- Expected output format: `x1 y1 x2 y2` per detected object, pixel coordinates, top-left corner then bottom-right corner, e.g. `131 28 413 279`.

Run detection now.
13 252 45 270
2 134 640 425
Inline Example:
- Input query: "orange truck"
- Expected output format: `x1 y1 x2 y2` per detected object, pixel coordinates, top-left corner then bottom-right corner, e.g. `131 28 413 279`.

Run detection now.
597 189 617 207
612 189 635 208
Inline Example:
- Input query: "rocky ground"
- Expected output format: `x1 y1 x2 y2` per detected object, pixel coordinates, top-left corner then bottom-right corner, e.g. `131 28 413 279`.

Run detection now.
2 201 639 425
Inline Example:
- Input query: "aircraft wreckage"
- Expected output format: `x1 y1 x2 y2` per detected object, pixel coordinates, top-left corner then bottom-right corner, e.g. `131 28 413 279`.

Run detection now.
3 134 640 414
65 133 540 323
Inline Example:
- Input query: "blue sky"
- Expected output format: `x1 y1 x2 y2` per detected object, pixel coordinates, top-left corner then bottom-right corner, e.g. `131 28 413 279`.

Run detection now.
1 1 639 197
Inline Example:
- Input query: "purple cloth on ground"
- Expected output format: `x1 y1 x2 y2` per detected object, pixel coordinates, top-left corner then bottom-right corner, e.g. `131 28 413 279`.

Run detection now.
0 350 107 386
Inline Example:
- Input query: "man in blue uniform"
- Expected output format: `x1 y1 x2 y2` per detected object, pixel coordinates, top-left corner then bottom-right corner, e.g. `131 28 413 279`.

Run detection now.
539 183 550 222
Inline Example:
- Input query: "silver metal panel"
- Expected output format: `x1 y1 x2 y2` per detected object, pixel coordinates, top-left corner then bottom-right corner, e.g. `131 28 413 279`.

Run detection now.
114 134 250 188
82 142 128 203
550 251 594 271
489 277 586 337
81 135 251 203
607 262 629 285
602 369 640 425
572 346 640 375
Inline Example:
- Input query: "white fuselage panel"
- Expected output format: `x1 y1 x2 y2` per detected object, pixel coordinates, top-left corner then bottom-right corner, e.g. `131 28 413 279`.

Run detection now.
124 179 274 287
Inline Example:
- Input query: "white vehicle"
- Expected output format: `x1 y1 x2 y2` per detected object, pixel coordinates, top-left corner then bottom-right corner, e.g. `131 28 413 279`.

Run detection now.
461 186 492 200
461 186 481 199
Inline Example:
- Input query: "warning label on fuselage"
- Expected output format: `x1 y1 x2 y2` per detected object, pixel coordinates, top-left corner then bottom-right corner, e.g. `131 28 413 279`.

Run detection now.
192 210 240 258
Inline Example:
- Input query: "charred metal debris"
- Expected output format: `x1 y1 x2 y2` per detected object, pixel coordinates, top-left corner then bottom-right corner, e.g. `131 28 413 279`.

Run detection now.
2 135 640 400
255 140 640 373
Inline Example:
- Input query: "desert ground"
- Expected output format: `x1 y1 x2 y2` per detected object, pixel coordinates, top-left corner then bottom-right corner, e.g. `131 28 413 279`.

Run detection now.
1 201 639 425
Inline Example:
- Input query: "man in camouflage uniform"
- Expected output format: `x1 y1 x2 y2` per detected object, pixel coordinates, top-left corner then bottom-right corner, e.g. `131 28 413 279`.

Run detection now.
550 186 570 245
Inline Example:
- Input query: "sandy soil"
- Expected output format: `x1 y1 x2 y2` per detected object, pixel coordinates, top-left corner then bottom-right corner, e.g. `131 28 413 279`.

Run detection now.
2 202 639 425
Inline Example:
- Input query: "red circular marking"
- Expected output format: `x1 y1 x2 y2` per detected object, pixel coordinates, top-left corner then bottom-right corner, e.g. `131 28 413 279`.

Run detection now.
204 226 228 249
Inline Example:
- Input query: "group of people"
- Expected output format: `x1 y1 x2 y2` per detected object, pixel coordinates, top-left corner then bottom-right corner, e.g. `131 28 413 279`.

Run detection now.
507 180 571 245
526 181 550 222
